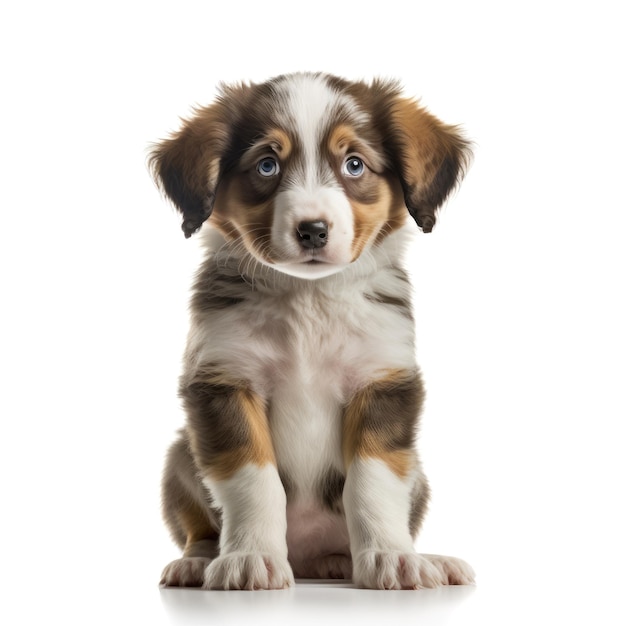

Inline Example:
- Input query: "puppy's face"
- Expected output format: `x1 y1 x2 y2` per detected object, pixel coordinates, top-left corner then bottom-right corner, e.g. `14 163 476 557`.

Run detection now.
151 73 470 279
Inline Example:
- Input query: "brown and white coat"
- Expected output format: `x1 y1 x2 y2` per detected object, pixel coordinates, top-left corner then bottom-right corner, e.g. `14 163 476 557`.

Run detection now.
151 72 474 590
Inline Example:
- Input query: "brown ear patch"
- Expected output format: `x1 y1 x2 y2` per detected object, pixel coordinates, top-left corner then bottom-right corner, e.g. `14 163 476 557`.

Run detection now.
149 83 251 238
389 98 472 232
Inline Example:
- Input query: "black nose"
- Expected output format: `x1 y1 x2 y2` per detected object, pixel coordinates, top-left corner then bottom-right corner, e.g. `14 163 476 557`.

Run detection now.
296 220 328 249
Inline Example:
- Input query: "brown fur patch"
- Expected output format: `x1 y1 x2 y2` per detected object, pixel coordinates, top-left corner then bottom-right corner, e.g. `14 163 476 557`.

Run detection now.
388 97 471 232
179 499 220 552
209 389 276 480
342 369 424 478
350 195 389 260
327 125 386 173
264 128 293 161
149 84 252 237
211 178 275 262
181 375 276 481
349 175 407 260
190 263 249 311
319 468 346 514
371 449 415 477
377 175 409 241
327 124 353 156
364 291 413 320
161 434 222 552
237 128 294 174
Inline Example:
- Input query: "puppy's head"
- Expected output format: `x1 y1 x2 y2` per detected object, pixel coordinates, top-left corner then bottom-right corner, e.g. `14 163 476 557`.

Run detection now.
150 73 471 279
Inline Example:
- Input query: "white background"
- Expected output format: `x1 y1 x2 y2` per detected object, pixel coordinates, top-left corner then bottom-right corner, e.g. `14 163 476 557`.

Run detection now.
1 1 625 624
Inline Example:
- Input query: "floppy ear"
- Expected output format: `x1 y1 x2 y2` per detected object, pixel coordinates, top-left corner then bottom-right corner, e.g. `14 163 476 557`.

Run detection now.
388 97 472 233
149 84 247 238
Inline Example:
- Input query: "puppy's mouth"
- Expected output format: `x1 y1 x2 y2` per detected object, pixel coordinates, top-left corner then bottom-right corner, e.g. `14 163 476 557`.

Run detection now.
302 253 328 265
273 254 348 280
248 230 353 280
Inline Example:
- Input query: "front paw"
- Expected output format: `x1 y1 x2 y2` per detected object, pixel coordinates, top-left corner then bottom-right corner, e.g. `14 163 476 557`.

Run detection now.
203 552 295 590
353 550 445 590
422 554 476 585
160 557 212 587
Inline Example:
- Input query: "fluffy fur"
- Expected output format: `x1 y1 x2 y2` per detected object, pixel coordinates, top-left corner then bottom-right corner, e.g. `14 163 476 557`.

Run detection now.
150 72 474 590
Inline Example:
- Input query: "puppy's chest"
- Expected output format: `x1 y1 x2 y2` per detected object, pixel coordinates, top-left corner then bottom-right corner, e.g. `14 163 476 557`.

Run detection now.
192 270 416 481
238 285 410 400
253 289 380 492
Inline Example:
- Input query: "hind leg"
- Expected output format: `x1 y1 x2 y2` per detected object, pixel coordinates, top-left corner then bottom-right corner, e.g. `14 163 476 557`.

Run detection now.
160 432 221 587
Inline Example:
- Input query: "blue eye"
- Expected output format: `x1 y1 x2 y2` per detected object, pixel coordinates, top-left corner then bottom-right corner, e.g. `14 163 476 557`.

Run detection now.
257 157 280 177
343 156 365 177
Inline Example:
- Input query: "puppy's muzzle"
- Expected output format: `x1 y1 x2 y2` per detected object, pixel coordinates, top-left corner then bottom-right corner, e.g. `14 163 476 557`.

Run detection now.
296 220 329 250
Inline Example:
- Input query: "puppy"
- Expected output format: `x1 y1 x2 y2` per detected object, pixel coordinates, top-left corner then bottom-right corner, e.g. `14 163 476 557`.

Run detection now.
151 72 474 590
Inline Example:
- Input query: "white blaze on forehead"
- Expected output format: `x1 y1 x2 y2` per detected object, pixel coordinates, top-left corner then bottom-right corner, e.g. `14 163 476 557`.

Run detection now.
262 74 371 279
277 74 367 189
